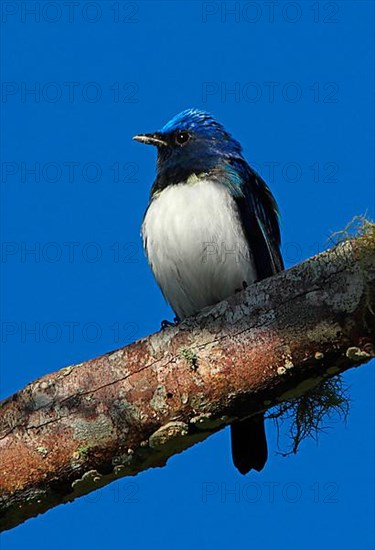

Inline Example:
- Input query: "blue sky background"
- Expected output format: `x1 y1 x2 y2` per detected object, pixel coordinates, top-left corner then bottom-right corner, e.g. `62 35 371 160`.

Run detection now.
0 1 374 549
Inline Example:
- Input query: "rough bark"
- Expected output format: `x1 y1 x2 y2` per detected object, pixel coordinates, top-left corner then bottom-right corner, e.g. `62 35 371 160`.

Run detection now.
0 233 374 532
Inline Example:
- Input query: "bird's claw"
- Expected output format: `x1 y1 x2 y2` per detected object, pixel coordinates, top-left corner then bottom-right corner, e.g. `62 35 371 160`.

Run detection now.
235 280 248 293
160 317 180 330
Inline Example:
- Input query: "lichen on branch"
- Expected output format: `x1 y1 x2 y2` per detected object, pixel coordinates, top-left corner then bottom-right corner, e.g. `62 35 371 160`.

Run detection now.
267 217 374 454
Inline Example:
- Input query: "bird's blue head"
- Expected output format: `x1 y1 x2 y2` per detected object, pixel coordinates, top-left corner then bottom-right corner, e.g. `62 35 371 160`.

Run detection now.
133 109 244 192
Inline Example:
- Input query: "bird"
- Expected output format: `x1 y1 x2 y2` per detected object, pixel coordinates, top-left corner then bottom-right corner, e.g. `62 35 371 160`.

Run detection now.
133 108 283 475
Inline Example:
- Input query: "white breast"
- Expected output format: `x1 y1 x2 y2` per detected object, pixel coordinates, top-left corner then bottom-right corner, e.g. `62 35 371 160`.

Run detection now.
142 177 257 320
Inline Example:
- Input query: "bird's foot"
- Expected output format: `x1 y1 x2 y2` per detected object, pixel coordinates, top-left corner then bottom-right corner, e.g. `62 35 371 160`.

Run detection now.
235 281 248 293
160 317 180 330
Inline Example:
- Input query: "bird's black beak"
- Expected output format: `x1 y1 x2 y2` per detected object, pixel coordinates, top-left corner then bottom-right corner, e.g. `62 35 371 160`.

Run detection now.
132 132 167 147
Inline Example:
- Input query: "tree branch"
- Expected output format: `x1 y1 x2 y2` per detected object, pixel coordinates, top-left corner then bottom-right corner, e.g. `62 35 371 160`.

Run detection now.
1 229 374 531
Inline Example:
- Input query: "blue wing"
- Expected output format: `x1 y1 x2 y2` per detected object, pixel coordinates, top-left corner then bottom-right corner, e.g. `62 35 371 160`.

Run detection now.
223 159 284 279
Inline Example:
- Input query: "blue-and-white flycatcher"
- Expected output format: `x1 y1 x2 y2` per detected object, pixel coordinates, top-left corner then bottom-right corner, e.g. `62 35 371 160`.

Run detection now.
133 108 283 474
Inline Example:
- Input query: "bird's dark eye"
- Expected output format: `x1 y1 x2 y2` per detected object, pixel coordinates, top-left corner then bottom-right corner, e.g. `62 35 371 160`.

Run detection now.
175 131 190 145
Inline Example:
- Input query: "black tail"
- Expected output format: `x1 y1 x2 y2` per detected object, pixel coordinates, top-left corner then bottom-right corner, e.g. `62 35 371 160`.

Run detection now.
230 414 268 475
